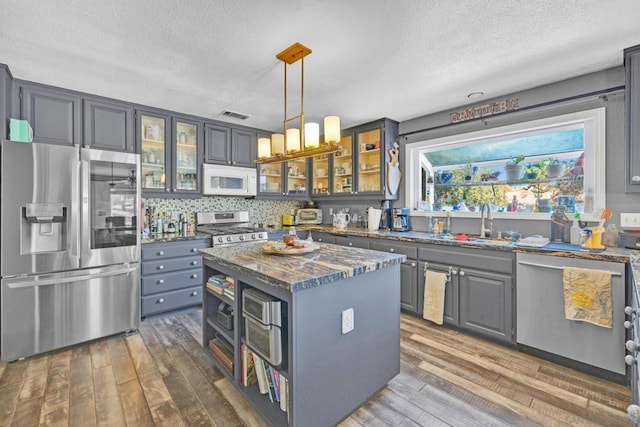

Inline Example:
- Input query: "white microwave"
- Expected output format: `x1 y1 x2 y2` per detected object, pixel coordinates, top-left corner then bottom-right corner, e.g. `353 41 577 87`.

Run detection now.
203 164 257 196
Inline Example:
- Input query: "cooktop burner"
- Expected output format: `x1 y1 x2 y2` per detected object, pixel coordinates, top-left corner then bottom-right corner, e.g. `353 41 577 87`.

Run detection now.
196 211 268 245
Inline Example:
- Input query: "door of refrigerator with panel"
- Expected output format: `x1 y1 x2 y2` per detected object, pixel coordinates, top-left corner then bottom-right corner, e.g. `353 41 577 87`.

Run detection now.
80 148 140 268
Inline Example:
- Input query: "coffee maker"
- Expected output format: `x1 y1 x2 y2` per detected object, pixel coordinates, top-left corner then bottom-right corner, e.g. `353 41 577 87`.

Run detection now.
390 208 410 231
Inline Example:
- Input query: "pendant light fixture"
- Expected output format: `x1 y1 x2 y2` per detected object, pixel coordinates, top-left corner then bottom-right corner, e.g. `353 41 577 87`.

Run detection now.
256 43 341 164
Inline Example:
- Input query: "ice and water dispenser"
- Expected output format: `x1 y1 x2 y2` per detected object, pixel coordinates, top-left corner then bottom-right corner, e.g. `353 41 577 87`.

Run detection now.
21 203 68 254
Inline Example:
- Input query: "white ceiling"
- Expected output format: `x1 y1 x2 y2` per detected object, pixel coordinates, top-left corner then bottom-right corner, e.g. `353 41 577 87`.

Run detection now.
2 0 640 133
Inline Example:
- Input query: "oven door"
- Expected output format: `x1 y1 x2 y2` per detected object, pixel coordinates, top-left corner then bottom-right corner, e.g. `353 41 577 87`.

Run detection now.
80 148 140 268
245 315 282 366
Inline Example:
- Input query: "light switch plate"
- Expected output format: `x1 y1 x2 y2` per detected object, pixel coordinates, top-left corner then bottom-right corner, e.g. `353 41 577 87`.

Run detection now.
620 213 640 230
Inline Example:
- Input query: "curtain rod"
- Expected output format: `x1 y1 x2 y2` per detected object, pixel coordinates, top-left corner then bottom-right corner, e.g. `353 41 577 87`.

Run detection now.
399 85 625 140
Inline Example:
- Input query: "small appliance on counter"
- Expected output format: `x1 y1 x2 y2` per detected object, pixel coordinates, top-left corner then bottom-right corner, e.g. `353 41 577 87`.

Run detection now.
390 207 411 231
282 213 298 226
297 208 322 224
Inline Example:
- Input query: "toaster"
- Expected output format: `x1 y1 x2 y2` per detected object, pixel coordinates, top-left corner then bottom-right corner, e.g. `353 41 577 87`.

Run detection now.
282 214 298 226
297 208 322 224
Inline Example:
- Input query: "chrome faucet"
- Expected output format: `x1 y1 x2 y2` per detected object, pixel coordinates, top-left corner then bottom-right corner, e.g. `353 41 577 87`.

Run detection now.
479 203 493 238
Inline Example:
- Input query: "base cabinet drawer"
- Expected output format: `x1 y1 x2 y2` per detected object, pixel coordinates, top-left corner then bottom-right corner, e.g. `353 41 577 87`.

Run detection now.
141 255 202 275
142 268 202 295
142 240 208 260
142 285 202 316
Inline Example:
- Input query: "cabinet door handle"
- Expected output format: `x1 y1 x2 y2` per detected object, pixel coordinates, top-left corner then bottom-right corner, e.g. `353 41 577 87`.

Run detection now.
318 238 323 242
158 251 165 256
411 262 416 268
165 188 170 192
632 176 640 182
191 274 198 279
191 248 198 252
157 298 165 304
190 291 198 297
450 268 457 275
157 279 164 284
157 265 164 270
191 261 198 265
459 270 465 276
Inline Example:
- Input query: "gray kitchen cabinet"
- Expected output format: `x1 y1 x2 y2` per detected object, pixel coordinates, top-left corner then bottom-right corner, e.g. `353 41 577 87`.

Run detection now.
370 241 419 314
311 231 335 244
137 108 203 198
141 239 209 317
419 244 515 344
84 96 135 152
17 81 81 146
0 64 11 141
204 123 256 167
626 44 640 192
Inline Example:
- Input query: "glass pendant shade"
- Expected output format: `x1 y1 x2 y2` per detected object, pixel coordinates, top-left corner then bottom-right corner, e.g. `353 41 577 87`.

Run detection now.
258 137 271 158
286 128 301 152
304 122 320 148
271 133 285 155
324 116 341 143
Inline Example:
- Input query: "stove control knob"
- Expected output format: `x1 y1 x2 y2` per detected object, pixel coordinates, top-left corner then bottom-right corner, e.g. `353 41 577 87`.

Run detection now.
239 235 245 241
258 233 265 239
251 234 256 239
217 237 223 243
226 236 232 242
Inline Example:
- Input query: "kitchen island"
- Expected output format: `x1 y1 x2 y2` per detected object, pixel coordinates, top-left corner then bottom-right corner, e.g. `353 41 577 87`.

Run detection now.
200 241 405 427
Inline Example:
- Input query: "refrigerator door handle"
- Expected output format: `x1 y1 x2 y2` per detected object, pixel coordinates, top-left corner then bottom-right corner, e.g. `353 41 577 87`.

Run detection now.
80 159 91 262
70 159 81 259
6 266 138 289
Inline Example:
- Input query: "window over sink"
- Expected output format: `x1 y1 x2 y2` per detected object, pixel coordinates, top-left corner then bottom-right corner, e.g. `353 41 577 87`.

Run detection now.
405 108 606 220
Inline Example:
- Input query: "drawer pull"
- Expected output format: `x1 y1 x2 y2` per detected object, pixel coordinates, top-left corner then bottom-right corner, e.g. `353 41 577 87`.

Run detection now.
191 248 198 252
157 298 165 304
157 279 164 284
158 251 164 256
348 242 353 247
157 265 164 270
191 274 198 279
191 261 198 265
626 340 639 352
390 248 395 252
190 291 198 297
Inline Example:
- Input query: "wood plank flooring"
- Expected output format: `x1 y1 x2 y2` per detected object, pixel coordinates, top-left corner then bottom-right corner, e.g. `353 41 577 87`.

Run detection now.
0 309 630 426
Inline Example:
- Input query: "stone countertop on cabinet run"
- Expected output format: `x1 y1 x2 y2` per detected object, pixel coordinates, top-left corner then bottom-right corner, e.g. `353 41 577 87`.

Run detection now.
199 242 406 293
141 232 211 245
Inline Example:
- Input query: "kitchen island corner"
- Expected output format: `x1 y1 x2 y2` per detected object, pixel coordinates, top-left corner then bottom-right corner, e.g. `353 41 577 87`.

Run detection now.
200 241 405 426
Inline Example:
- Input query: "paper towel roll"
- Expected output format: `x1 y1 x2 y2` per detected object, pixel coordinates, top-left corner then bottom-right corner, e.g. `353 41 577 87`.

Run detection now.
368 208 382 231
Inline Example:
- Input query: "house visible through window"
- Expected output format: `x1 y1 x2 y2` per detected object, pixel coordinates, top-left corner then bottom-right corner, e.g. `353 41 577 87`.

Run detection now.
405 108 605 219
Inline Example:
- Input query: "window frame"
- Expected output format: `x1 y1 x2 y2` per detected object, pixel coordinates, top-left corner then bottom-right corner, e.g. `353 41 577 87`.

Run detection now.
404 107 606 221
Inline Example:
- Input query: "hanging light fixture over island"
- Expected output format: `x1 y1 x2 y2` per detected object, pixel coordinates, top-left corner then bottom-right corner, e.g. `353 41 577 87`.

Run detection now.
256 43 341 164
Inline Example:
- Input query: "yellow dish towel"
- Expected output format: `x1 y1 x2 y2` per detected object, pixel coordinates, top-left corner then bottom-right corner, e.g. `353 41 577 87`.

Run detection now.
563 266 612 328
423 270 447 325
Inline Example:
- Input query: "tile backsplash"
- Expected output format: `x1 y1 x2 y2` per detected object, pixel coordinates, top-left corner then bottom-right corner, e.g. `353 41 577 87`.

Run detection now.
145 197 300 229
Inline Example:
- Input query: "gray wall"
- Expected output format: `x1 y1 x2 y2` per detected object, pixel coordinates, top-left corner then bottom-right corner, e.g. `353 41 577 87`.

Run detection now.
390 66 640 236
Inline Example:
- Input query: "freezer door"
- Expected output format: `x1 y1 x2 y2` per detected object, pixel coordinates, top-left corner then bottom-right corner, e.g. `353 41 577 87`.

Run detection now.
1 264 140 361
0 140 80 276
80 148 140 268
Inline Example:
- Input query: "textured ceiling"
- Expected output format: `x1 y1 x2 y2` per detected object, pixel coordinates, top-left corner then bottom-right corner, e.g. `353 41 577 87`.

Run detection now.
1 0 640 133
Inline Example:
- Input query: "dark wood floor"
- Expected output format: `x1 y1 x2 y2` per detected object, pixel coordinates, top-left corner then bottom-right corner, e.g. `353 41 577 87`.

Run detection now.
0 309 631 426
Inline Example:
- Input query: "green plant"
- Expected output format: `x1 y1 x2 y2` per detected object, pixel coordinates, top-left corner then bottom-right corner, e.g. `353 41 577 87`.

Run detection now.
506 155 525 165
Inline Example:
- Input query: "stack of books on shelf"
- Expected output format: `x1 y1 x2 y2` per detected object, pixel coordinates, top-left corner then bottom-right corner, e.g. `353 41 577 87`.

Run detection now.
206 274 235 300
208 336 233 373
242 344 289 416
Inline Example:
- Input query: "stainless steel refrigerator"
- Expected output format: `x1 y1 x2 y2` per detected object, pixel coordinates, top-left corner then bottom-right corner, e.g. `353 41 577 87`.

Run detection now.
0 140 141 361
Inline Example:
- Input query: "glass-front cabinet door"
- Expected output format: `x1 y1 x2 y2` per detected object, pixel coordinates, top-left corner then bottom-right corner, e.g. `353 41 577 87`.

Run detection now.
259 163 283 195
139 112 169 194
356 127 383 194
286 158 309 197
172 118 201 194
311 154 330 196
331 133 353 195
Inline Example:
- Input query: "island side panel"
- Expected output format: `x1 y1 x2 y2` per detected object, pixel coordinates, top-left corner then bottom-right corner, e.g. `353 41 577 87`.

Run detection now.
290 265 401 427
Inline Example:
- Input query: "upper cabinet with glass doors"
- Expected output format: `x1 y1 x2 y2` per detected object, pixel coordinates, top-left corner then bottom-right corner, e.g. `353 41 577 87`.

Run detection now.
137 109 202 197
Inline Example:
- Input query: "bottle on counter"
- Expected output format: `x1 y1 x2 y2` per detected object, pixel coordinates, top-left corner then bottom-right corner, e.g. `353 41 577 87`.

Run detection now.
570 213 582 245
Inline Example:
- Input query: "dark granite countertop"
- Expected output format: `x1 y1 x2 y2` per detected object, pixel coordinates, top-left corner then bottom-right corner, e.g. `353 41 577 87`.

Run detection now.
200 241 406 293
141 232 211 245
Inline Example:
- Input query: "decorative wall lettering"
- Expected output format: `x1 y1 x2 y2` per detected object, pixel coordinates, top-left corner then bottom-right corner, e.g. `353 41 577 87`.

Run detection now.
450 98 520 123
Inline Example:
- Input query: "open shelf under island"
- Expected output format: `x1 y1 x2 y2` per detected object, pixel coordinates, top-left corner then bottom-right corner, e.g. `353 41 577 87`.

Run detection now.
199 241 406 426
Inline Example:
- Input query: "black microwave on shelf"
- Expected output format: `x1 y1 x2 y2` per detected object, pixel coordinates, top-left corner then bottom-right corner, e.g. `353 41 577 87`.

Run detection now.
242 288 286 368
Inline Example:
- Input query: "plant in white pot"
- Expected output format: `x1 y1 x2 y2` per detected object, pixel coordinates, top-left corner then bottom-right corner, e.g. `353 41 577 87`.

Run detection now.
546 158 566 178
504 155 525 182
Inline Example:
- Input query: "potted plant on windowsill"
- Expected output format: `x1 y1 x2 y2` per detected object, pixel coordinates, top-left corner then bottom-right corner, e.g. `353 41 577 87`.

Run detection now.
505 155 525 182
546 158 566 178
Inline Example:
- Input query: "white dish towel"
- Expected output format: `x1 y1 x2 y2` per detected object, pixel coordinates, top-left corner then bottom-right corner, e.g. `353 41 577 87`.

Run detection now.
423 270 447 325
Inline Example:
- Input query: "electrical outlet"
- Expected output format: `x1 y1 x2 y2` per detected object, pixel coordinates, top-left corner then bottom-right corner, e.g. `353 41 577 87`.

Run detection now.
621 213 640 230
342 308 354 334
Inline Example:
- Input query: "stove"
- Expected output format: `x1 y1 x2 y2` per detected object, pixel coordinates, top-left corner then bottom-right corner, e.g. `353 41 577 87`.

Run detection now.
197 211 267 246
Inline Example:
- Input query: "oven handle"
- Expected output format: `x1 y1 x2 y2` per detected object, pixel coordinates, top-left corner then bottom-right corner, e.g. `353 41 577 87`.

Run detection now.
7 266 138 289
517 260 622 277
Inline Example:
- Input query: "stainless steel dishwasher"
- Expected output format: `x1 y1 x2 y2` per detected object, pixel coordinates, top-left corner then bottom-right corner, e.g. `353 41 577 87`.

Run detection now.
516 253 626 376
